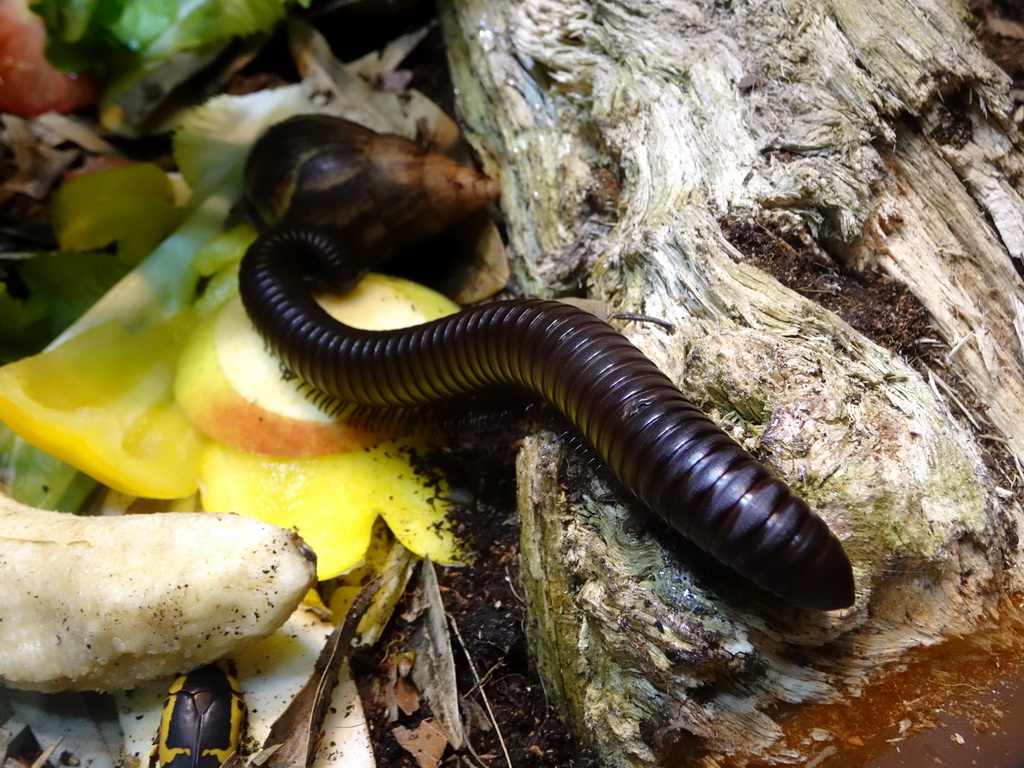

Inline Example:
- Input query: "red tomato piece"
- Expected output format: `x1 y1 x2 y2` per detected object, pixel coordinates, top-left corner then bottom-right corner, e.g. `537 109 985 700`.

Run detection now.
0 0 98 116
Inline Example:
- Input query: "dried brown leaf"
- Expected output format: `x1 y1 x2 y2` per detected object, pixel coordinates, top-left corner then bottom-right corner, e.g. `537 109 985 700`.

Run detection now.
261 578 382 768
407 561 465 750
394 674 422 717
982 16 1024 41
392 719 448 768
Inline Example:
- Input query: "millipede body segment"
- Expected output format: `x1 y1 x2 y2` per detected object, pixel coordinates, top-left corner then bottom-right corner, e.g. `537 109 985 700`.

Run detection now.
238 221 855 611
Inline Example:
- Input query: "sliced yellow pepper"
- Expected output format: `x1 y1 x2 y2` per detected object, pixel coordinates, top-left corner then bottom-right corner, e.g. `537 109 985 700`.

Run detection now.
199 438 462 581
0 315 207 498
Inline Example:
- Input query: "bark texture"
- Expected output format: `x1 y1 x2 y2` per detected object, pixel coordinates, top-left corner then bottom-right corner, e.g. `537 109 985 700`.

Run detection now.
438 0 1024 764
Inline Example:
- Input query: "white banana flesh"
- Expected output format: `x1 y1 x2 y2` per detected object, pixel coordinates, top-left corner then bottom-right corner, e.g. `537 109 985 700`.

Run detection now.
0 493 317 692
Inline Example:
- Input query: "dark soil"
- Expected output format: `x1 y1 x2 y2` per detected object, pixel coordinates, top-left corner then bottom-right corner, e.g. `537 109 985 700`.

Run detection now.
351 426 600 768
721 218 935 364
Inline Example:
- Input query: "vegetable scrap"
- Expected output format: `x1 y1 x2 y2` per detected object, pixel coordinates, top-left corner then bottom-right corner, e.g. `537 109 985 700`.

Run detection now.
0 4 554 767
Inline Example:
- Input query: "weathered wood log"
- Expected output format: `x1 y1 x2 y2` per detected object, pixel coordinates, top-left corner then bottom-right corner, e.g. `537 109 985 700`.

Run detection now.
439 0 1024 764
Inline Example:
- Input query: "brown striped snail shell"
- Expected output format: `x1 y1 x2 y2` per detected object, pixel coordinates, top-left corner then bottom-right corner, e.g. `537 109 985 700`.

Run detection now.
242 114 499 264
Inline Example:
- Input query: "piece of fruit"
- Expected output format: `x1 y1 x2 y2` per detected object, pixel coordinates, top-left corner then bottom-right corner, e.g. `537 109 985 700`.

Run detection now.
0 313 208 499
174 273 460 458
50 162 183 266
0 491 317 692
0 0 98 116
198 440 461 580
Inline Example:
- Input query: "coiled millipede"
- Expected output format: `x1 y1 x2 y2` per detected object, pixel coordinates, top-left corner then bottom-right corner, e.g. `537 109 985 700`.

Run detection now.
238 114 855 611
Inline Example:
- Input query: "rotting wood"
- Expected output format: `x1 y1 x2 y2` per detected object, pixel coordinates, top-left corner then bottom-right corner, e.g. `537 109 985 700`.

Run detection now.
437 0 1024 765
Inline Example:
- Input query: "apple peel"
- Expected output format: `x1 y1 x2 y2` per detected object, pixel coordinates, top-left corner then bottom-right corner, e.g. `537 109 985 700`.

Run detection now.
175 297 384 457
175 273 461 457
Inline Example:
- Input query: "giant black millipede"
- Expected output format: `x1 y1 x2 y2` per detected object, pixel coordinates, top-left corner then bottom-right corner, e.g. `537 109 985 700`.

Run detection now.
238 114 856 611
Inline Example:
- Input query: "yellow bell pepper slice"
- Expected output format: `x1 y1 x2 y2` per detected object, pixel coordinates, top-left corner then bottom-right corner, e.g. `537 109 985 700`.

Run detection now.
199 440 463 581
0 315 207 498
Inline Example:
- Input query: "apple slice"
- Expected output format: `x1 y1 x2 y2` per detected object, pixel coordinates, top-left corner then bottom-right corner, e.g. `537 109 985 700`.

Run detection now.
174 273 459 457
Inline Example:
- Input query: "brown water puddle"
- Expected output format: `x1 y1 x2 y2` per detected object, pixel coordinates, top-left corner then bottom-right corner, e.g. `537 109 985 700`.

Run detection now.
742 604 1024 767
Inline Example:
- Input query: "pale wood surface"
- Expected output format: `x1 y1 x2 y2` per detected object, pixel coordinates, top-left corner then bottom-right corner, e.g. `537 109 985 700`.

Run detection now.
439 0 1024 763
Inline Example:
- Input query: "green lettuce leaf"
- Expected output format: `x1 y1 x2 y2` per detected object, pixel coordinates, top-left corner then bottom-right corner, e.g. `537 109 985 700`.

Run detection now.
33 0 307 76
0 251 130 364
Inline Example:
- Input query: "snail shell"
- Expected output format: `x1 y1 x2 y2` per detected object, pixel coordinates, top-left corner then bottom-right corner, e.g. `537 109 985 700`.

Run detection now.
243 114 499 266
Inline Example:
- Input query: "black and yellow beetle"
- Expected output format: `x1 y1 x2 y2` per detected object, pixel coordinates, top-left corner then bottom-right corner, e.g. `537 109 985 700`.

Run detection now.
153 664 247 768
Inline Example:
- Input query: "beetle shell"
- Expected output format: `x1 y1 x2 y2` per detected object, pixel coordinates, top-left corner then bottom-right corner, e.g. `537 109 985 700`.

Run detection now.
154 665 246 768
238 226 855 611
